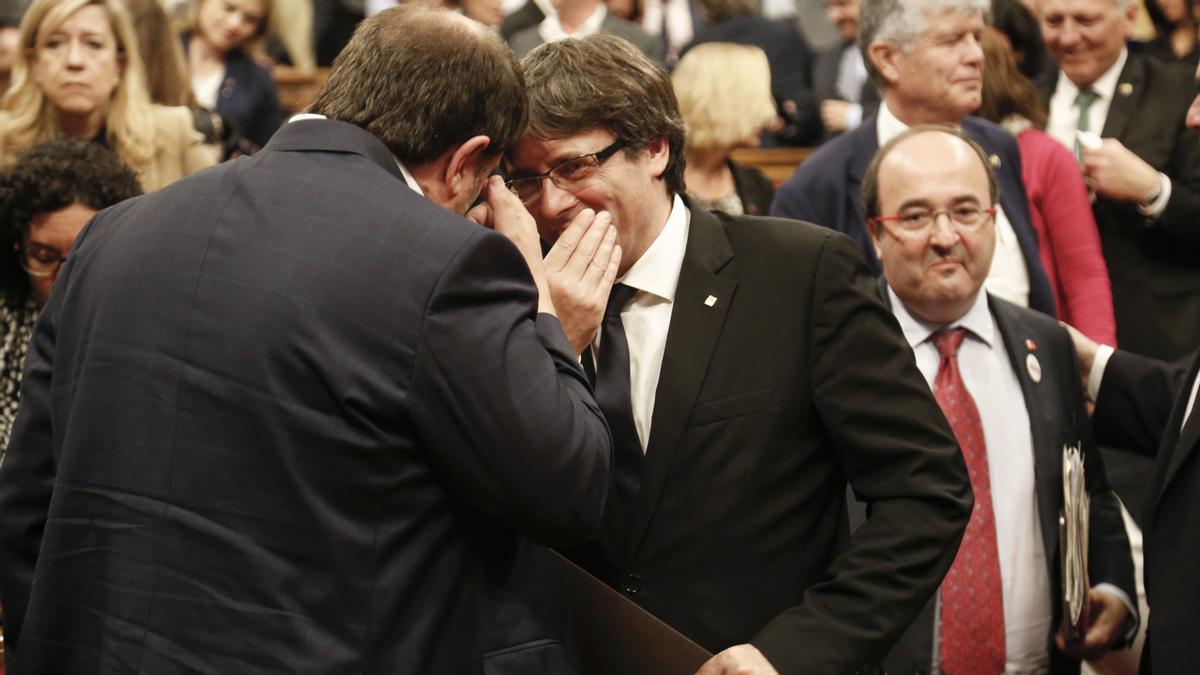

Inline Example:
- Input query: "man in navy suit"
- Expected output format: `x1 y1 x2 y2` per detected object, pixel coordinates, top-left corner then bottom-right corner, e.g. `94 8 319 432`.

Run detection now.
868 125 1136 674
771 0 1056 318
0 7 617 673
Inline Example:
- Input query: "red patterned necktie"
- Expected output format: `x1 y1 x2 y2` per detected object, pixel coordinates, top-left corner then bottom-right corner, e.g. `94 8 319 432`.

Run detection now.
932 328 1006 675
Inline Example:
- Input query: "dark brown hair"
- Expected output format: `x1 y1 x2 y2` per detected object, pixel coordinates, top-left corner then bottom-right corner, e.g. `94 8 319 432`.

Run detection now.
977 28 1047 130
308 6 528 165
520 33 687 196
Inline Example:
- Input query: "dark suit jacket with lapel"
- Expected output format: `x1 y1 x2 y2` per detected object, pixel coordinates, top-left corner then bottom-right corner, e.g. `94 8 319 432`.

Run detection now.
1042 52 1200 362
1093 348 1200 673
769 114 1058 318
568 201 974 673
878 292 1136 675
0 118 614 674
808 40 881 143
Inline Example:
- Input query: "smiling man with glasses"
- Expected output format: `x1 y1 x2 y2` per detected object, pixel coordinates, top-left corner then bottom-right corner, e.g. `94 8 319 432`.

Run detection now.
865 125 1137 674
511 34 976 675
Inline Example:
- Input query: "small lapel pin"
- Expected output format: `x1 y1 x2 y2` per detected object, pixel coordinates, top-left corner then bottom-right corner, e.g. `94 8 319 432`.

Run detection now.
704 295 718 307
1025 338 1037 352
1119 82 1133 96
989 154 1002 169
1026 353 1042 384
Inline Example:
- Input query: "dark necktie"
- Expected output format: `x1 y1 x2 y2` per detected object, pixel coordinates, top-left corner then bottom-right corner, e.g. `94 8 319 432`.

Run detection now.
593 283 645 516
931 329 1007 674
1074 88 1098 163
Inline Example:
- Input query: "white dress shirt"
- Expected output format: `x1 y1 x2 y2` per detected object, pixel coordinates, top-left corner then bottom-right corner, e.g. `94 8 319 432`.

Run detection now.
888 287 1052 674
835 44 867 131
876 103 1031 307
538 3 607 43
593 193 690 451
639 0 693 61
1046 48 1171 218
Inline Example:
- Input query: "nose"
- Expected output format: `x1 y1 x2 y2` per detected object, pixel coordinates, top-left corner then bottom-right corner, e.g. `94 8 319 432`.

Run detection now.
537 177 577 221
1056 20 1080 48
928 212 961 249
962 32 983 65
65 38 84 67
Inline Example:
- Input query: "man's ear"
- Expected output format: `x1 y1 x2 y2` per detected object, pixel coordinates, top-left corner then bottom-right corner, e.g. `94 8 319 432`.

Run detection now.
444 135 493 197
646 135 670 181
1121 0 1139 38
868 220 885 260
867 41 900 86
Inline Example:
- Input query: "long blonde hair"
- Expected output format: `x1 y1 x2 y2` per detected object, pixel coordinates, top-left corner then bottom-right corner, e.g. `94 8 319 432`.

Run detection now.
0 0 157 168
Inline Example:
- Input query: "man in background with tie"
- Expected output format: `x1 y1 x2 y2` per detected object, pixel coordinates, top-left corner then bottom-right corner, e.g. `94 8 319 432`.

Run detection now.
1041 0 1200 363
866 125 1136 673
506 33 974 675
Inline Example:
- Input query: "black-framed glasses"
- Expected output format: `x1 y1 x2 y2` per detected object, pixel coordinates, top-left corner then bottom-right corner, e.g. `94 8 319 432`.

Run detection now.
17 243 67 278
505 139 626 205
870 205 996 236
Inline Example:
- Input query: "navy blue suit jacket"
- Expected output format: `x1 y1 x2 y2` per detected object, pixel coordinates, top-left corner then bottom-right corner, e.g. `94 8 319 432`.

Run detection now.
0 119 612 674
770 114 1057 317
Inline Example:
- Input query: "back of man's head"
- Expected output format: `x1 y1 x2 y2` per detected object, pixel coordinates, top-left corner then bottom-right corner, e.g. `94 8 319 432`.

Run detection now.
308 6 527 166
858 0 989 87
520 33 687 196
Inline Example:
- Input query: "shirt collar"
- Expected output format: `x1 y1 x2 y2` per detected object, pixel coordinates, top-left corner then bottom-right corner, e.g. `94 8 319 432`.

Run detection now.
619 193 690 303
887 284 996 350
1055 47 1128 104
876 100 910 146
287 113 424 196
539 3 607 42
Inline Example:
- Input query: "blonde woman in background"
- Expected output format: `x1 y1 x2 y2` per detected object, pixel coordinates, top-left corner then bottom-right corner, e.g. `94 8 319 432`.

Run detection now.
672 42 777 215
0 0 217 192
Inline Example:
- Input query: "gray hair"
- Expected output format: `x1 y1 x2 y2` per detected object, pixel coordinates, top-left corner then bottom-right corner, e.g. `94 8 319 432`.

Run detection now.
858 0 990 87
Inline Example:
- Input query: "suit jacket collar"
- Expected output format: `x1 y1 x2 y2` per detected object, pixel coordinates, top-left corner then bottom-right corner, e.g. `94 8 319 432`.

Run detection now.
988 297 1065 578
846 114 880 185
262 118 407 184
625 199 736 555
1100 51 1144 142
1150 352 1200 519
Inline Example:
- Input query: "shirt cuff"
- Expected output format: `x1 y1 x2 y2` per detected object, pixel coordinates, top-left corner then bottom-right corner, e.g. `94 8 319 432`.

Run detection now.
1092 582 1140 645
1136 172 1171 219
1087 345 1115 403
844 103 863 131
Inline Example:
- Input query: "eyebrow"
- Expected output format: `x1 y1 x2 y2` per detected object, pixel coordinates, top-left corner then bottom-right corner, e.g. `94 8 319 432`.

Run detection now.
896 195 983 210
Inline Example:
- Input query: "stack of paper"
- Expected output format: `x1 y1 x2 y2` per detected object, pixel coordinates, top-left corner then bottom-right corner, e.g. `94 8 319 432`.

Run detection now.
1061 443 1090 639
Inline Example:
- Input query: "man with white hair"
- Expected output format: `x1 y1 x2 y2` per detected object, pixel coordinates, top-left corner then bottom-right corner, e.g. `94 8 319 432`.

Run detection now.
771 0 1056 320
1040 0 1200 364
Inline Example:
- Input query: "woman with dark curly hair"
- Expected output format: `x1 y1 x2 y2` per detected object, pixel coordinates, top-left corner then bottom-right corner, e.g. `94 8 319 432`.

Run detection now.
0 139 141 454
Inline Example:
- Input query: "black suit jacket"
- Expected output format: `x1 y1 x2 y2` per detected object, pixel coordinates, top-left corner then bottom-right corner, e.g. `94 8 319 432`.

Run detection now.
1093 348 1200 673
769 114 1058 318
0 119 613 674
878 292 1136 674
808 41 880 142
1043 52 1200 362
500 0 544 40
569 202 974 674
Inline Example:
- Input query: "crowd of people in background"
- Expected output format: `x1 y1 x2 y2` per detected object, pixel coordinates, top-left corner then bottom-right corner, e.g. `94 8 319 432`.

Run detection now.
0 0 1197 673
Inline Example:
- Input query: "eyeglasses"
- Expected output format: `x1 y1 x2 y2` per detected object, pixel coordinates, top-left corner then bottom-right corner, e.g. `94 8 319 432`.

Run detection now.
505 139 626 205
17 244 67 278
870 205 996 235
